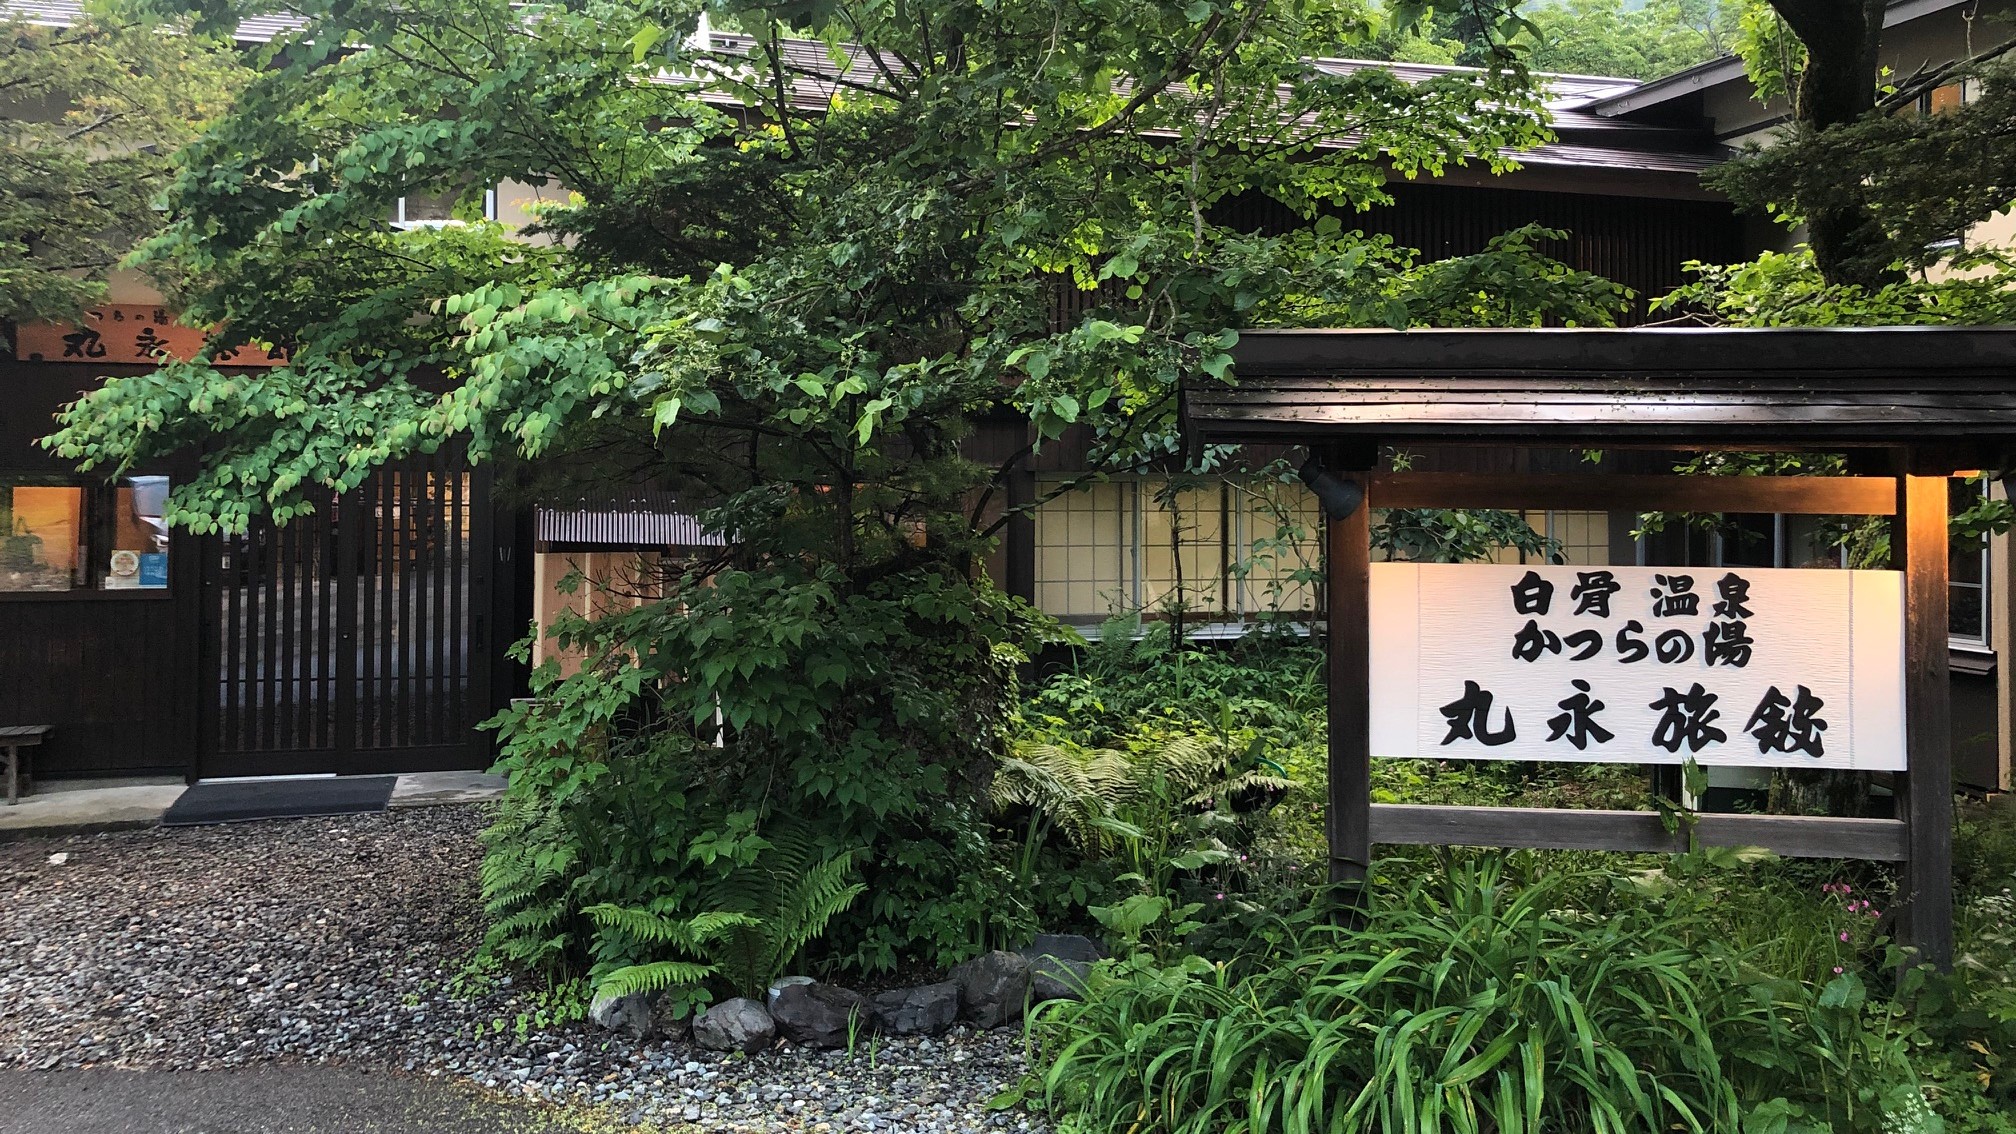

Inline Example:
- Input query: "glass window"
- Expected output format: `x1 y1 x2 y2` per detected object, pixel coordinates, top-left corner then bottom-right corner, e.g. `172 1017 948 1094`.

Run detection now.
1229 478 1322 615
1489 510 1613 566
1950 477 1990 646
1548 510 1611 565
1033 474 1325 624
0 480 86 592
0 475 171 594
395 185 497 228
105 475 171 590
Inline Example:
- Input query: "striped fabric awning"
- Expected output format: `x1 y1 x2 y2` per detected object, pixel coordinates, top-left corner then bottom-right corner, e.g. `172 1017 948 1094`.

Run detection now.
535 492 724 548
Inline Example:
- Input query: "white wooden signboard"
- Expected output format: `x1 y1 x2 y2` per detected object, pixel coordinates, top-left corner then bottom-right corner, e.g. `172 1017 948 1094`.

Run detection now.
1368 563 1906 771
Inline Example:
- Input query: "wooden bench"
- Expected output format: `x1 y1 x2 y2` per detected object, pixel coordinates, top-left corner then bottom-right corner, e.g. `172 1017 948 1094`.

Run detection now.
1 726 52 805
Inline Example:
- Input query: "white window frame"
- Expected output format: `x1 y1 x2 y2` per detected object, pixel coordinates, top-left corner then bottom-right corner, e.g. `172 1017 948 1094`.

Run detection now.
393 187 498 230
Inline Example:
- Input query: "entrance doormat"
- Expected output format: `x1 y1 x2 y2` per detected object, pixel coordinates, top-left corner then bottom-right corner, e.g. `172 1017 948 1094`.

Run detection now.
163 776 397 826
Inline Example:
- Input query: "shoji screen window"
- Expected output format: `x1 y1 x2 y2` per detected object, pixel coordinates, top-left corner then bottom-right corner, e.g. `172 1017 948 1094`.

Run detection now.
1140 482 1227 615
1032 480 1134 620
1230 479 1322 615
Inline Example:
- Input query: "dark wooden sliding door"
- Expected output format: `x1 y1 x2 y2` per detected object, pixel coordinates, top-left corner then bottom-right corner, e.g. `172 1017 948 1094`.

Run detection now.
199 455 500 777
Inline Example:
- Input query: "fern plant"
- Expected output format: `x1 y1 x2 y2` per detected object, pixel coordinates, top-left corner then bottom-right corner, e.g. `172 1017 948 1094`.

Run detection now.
477 789 580 977
994 731 1294 956
587 824 868 1008
994 732 1293 857
581 906 749 1019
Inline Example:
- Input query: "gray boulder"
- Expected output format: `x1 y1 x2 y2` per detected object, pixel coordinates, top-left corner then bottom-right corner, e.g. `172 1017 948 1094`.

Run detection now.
949 950 1031 1028
691 997 775 1055
1020 933 1106 1003
770 982 868 1049
867 981 961 1035
587 991 653 1041
1021 933 1107 964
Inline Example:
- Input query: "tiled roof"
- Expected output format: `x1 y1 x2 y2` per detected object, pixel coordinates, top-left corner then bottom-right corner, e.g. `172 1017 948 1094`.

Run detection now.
535 493 722 548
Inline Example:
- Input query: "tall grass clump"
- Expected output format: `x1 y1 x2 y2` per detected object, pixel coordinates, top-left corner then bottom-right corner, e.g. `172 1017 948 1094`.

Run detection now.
1030 855 1930 1134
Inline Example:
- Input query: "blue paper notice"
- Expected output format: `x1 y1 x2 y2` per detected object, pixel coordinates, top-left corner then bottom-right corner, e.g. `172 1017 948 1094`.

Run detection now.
138 553 168 588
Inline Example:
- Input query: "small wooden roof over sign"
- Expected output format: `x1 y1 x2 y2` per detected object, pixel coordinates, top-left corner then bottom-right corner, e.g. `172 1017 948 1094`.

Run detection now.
1186 327 2016 456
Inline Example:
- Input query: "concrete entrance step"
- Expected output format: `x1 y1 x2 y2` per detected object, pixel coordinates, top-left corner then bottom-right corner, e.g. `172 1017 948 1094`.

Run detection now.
0 770 505 840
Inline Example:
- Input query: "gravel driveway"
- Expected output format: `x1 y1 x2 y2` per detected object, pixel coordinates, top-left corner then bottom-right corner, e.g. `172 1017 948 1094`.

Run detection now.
0 808 1043 1133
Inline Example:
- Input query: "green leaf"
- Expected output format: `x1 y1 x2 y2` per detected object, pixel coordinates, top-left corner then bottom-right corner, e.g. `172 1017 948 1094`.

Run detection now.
629 23 666 64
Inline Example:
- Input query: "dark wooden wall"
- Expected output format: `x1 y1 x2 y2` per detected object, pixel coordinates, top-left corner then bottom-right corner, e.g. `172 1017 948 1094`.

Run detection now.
1216 183 1749 323
0 361 200 778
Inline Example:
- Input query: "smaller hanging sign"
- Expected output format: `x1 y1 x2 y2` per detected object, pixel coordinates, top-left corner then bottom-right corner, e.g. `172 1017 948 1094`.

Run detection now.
13 305 288 367
1368 562 1906 771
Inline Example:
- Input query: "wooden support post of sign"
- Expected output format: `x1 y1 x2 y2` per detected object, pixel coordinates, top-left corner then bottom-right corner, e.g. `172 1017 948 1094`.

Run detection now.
1326 456 1374 897
1896 469 1955 969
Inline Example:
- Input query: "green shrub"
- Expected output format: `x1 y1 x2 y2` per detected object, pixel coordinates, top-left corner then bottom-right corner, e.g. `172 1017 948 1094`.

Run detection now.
1907 804 2016 1132
476 565 1040 989
1029 855 1931 1134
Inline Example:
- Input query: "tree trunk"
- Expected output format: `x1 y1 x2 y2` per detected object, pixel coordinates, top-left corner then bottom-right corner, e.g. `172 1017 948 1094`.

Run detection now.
1767 0 1894 286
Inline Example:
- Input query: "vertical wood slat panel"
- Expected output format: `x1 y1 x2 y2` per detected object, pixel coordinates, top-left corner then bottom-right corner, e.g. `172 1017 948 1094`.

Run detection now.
408 465 423 747
447 470 465 735
420 460 438 743
222 536 240 752
358 474 377 751
279 508 297 751
377 468 395 749
432 460 449 744
316 509 334 748
262 518 280 752
0 599 187 775
399 464 417 747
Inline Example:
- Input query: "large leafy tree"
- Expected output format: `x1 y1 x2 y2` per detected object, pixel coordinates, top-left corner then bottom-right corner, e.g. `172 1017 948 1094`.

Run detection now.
0 13 246 346
1707 0 2016 286
1376 0 1737 78
1524 0 1737 79
48 0 1628 973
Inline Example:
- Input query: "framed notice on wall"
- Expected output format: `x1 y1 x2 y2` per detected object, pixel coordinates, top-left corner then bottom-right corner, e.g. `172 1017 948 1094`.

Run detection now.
1369 563 1906 771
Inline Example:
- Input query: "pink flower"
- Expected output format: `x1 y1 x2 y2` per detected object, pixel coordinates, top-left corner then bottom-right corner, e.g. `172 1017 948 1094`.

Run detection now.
1215 892 1225 900
1841 885 1852 895
1840 932 1850 942
1833 966 1844 974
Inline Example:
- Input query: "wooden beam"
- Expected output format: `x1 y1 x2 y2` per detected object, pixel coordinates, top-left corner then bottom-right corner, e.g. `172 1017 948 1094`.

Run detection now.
1005 470 1036 603
1896 471 1956 968
1369 805 1910 861
1327 464 1374 894
1368 472 1898 516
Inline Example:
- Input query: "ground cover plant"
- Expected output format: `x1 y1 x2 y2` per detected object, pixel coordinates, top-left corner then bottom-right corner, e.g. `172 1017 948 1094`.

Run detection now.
1029 855 1929 1134
1018 825 2016 1134
1004 612 2016 1134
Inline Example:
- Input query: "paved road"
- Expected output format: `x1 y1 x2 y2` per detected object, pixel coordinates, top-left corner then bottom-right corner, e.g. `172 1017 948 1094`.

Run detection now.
0 1068 625 1134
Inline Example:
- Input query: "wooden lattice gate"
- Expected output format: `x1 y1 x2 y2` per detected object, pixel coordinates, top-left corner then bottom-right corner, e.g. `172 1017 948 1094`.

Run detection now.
198 455 502 777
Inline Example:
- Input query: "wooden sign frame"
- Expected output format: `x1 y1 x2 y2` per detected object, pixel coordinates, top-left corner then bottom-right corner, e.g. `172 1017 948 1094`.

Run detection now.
1323 462 1954 967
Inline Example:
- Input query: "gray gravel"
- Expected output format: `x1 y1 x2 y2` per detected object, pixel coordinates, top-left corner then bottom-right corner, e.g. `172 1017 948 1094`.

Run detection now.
0 808 1046 1133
